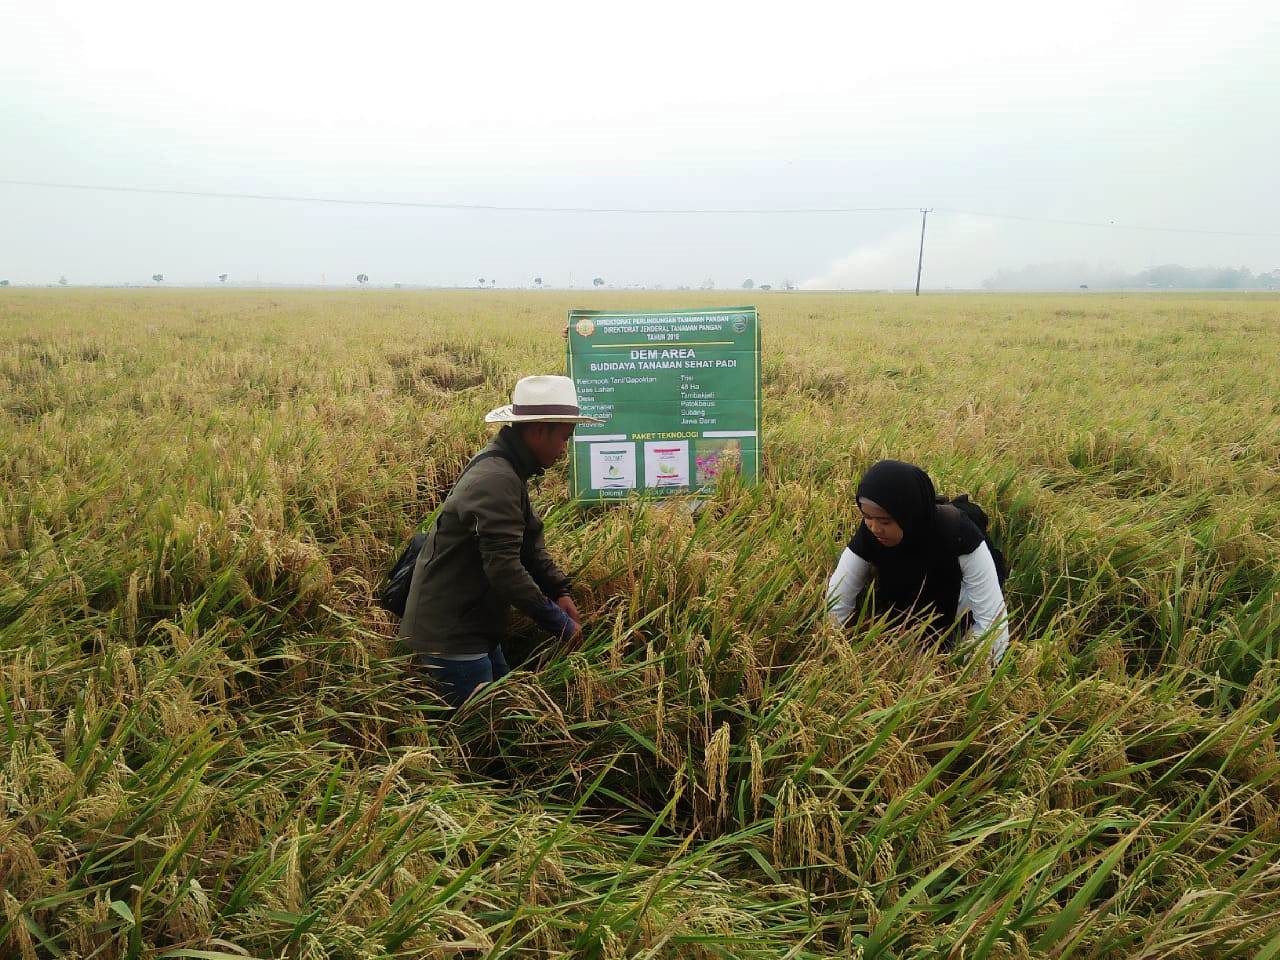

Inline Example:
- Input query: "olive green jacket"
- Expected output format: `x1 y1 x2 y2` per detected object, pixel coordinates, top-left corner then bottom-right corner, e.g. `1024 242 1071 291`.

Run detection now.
398 427 571 656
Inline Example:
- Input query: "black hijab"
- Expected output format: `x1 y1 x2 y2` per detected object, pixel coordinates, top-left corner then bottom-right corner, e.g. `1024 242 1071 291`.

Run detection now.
847 460 983 626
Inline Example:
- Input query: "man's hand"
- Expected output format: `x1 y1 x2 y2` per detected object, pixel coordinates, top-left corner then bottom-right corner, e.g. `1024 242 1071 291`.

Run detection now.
556 595 583 647
555 594 581 625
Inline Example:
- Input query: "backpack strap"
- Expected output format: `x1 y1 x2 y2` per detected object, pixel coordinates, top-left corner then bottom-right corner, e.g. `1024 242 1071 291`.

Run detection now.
413 450 518 532
429 449 518 528
457 448 516 484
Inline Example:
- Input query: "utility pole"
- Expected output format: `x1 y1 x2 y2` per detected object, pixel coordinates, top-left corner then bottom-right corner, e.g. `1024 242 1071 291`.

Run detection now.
915 208 932 296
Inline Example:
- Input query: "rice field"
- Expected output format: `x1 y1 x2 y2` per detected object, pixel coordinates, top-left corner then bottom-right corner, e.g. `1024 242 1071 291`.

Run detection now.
2 288 1278 959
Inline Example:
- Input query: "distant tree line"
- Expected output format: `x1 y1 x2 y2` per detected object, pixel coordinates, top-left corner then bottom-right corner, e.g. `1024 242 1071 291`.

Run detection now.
1134 265 1280 290
983 262 1280 291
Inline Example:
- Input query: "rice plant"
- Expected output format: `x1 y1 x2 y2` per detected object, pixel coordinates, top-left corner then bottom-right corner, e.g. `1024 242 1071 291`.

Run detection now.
2 288 1277 958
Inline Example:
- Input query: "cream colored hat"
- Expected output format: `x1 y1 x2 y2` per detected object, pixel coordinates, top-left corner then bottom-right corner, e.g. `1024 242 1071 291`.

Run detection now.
484 375 606 425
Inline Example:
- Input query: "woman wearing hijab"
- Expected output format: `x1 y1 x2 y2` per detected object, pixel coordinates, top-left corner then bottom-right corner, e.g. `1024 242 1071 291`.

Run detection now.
825 460 1010 664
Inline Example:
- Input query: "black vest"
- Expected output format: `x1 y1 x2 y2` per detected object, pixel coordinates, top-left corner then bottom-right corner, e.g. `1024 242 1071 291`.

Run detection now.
847 504 983 628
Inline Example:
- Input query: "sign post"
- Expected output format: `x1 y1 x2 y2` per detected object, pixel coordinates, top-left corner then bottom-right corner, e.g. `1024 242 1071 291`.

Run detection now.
565 306 761 502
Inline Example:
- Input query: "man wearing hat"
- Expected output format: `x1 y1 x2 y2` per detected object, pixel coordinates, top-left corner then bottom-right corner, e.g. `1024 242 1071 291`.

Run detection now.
399 375 603 709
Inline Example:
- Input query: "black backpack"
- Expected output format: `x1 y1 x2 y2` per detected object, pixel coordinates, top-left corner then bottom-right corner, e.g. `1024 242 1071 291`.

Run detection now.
939 494 1008 586
378 449 515 617
380 531 431 617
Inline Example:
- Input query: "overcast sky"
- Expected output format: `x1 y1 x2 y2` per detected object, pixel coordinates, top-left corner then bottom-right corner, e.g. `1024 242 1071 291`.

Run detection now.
2 0 1278 288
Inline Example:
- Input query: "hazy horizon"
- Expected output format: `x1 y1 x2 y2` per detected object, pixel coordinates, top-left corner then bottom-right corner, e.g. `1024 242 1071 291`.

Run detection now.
3 0 1278 290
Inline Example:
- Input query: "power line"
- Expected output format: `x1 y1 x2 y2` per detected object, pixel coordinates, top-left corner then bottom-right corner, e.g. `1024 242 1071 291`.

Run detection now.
3 177 1278 239
0 178 916 216
935 207 1280 239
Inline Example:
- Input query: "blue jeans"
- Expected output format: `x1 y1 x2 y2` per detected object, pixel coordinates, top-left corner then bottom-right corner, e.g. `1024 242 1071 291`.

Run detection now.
416 646 510 709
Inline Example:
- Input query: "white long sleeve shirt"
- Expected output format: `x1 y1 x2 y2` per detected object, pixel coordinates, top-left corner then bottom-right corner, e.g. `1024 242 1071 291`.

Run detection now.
825 542 1010 664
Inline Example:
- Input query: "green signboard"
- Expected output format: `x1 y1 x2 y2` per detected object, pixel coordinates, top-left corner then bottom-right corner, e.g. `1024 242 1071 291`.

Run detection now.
565 306 761 502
